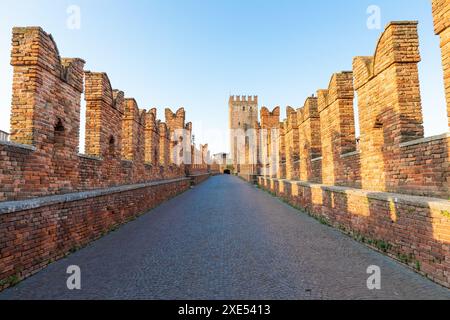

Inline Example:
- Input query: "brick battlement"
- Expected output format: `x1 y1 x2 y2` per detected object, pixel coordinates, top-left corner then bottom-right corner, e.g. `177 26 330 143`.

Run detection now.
0 27 211 202
261 17 449 199
432 0 450 127
0 26 213 290
229 95 258 103
254 4 450 288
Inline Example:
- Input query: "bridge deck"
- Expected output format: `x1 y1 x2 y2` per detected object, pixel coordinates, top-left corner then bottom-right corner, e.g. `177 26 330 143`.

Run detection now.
1 175 448 299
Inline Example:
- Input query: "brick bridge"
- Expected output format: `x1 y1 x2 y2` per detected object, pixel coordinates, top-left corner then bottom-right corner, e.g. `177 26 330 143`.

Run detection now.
1 0 450 299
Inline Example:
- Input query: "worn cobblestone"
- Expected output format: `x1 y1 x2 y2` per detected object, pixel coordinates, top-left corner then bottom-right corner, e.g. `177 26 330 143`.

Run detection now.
0 176 449 300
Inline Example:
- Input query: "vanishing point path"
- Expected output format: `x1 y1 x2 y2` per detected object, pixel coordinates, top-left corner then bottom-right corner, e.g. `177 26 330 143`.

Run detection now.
1 175 449 300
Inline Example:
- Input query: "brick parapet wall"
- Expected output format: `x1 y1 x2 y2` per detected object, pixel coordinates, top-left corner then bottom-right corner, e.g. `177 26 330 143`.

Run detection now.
318 72 359 187
0 178 191 291
354 21 424 192
144 108 159 165
285 107 300 180
165 108 186 165
257 176 450 289
189 172 212 185
298 97 322 183
432 0 450 127
1 27 203 202
260 107 280 178
0 25 212 292
270 19 448 199
276 123 286 179
395 133 450 198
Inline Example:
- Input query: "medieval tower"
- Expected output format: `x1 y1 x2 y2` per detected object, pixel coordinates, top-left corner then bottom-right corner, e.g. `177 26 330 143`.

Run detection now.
228 95 259 174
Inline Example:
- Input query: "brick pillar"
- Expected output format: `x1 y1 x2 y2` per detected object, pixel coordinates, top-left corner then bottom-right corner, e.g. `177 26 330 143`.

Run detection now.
298 97 321 183
184 122 193 171
432 0 450 128
260 107 280 178
84 72 123 158
259 109 269 177
165 108 186 165
137 109 146 165
122 99 141 161
353 21 423 191
144 108 159 165
201 144 209 170
285 107 300 180
276 122 286 179
318 72 356 186
254 121 261 176
10 27 84 149
159 122 170 166
10 27 84 192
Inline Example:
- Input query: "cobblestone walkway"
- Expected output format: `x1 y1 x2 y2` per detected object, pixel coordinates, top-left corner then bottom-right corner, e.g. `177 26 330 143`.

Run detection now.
1 175 449 300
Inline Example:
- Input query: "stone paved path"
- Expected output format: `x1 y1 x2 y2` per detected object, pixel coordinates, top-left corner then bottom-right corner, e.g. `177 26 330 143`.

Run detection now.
1 175 449 300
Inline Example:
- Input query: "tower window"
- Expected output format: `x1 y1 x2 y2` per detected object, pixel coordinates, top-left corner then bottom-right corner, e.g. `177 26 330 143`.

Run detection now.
243 107 245 111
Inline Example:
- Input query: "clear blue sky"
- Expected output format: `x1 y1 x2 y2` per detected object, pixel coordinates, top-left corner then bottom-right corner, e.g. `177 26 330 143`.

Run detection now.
0 0 447 154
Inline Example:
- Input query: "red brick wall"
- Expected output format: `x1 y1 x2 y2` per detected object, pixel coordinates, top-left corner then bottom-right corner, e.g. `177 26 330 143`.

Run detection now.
158 122 170 166
285 107 300 180
432 0 450 127
350 21 449 198
276 122 286 179
190 172 212 185
318 72 359 187
8 27 85 197
165 108 186 165
0 26 212 291
258 176 450 288
260 20 448 199
0 178 190 291
298 97 322 183
268 20 448 199
354 22 424 192
260 107 280 177
84 72 123 158
1 27 204 202
395 135 450 198
144 108 159 165
256 9 450 287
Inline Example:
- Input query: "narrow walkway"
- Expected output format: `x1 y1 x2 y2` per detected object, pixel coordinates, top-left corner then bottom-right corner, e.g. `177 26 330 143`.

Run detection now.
1 175 449 300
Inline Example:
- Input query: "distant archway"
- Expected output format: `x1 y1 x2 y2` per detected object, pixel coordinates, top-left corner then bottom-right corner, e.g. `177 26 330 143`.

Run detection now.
223 169 231 175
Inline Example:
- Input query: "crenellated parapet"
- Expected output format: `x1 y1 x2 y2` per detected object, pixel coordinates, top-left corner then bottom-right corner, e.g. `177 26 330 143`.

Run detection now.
432 0 450 127
165 107 189 165
84 72 123 158
6 27 86 197
165 107 185 128
297 97 321 183
271 19 447 197
229 95 258 103
284 106 300 180
318 72 359 187
10 27 85 151
122 98 142 162
201 144 209 165
260 106 280 177
144 108 159 165
353 21 424 191
0 26 204 202
260 106 280 129
276 121 286 179
254 4 450 290
158 121 170 166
